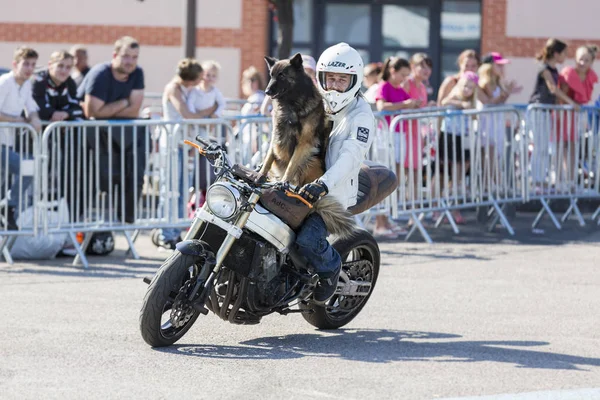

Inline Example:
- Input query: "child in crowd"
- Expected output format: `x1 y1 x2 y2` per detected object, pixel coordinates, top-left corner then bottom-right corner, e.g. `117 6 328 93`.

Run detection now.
374 56 421 238
187 60 226 118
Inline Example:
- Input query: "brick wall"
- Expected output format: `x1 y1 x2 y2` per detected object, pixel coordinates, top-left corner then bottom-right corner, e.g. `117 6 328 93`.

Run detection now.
481 0 593 58
0 0 269 91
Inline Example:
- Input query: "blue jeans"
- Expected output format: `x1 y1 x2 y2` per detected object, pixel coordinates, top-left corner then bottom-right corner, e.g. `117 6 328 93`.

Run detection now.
1 145 33 208
295 213 341 277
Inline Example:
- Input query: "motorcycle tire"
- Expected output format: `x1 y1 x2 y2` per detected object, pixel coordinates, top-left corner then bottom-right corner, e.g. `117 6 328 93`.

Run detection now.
300 229 380 330
139 251 206 347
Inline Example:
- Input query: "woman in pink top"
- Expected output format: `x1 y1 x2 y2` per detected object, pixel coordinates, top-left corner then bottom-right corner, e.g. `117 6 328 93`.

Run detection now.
558 44 598 186
373 56 420 239
561 45 598 107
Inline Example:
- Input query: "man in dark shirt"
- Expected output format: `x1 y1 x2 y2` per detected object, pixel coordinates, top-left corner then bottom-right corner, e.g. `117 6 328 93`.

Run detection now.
78 36 144 119
77 36 147 223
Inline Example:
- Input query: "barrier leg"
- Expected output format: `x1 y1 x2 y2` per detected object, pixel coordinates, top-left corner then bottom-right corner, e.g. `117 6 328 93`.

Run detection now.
405 211 433 244
560 198 585 227
70 231 90 269
489 200 515 236
125 229 141 257
533 198 562 230
591 205 600 223
0 236 14 265
124 230 140 260
436 200 460 234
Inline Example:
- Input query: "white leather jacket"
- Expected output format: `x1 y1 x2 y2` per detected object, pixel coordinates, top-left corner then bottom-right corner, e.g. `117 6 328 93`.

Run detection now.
319 96 375 209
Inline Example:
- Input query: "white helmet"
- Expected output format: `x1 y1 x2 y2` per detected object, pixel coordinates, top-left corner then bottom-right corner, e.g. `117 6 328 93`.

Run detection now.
316 43 364 114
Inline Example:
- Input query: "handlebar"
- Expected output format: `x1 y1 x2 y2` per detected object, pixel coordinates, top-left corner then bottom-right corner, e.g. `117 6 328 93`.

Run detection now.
195 135 213 147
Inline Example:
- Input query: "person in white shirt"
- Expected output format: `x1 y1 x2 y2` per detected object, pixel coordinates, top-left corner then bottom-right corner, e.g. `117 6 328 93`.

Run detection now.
0 47 41 229
187 60 226 118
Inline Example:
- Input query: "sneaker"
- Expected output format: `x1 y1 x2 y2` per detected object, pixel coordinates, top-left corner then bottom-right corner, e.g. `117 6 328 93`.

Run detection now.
312 264 342 304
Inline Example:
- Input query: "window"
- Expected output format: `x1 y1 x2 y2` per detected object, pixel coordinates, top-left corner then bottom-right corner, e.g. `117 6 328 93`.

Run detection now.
325 4 371 46
441 1 481 49
383 5 430 48
271 0 313 43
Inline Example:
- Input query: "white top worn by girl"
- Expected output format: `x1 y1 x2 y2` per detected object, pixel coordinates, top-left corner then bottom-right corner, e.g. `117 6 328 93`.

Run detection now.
187 86 226 117
0 71 39 147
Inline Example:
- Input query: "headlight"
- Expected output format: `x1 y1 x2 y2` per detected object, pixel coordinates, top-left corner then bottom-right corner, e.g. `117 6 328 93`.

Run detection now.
206 183 240 219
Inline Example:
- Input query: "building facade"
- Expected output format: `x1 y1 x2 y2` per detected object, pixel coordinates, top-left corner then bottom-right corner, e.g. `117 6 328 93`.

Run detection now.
1 0 599 102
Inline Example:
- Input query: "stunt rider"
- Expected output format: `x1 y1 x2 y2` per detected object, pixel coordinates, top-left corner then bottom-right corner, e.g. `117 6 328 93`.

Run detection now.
295 43 375 303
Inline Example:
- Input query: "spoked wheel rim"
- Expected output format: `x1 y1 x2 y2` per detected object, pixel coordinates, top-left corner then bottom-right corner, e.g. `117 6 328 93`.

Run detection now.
323 244 377 321
159 264 199 340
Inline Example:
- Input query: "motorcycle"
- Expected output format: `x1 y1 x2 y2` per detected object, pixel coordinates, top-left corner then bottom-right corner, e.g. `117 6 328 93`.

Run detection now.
139 135 398 347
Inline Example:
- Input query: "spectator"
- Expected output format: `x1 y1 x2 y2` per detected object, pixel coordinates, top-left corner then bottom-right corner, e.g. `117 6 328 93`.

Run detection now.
32 50 83 121
0 46 41 229
70 45 90 88
78 36 144 119
438 49 480 106
77 36 146 223
439 71 479 224
158 58 217 249
374 56 420 238
400 53 435 227
188 60 226 118
559 44 598 187
362 62 382 104
241 66 265 116
32 50 84 221
480 52 523 101
529 39 574 107
529 39 577 190
301 54 317 85
560 45 598 105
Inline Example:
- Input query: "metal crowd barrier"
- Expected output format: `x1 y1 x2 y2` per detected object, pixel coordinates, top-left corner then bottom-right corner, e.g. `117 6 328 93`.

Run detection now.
387 106 525 243
0 123 40 264
525 105 600 229
2 104 600 266
39 118 234 268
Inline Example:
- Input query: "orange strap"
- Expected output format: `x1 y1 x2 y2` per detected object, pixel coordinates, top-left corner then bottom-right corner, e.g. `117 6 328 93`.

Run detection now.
183 140 206 155
285 190 313 209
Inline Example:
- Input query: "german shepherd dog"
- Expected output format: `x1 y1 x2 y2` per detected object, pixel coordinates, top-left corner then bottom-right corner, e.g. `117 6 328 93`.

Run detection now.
259 53 356 238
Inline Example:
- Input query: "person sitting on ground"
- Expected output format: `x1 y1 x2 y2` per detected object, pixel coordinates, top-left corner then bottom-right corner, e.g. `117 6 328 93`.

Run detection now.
0 46 41 229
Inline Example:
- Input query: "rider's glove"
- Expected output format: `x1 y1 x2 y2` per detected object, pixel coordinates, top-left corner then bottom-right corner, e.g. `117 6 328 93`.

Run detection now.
298 180 328 205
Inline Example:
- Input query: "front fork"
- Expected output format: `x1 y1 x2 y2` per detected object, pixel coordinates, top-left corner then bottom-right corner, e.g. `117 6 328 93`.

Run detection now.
184 191 262 305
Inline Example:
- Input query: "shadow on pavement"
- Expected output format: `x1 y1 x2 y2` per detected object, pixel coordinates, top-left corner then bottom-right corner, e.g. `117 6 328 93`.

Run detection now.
160 328 600 371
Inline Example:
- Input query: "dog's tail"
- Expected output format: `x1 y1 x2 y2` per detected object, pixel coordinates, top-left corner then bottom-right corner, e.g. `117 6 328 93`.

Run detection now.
312 196 357 240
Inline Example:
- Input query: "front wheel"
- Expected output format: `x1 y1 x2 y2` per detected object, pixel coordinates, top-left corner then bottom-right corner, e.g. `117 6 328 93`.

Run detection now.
139 250 208 347
300 229 380 329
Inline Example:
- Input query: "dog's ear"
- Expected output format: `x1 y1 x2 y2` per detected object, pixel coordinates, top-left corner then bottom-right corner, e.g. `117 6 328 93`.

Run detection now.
264 56 277 70
290 53 303 69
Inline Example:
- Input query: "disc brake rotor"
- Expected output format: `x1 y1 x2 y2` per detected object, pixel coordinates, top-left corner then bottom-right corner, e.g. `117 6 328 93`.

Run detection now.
170 280 196 328
337 259 373 310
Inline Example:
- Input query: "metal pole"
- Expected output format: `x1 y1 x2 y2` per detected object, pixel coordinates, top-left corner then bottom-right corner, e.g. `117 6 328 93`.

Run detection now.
184 0 196 58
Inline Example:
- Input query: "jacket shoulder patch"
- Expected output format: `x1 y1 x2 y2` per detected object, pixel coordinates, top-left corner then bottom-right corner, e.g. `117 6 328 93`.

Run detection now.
356 126 369 143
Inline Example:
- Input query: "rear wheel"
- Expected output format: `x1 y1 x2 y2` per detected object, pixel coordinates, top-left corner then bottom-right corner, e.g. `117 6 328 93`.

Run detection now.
300 230 380 329
139 250 208 347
